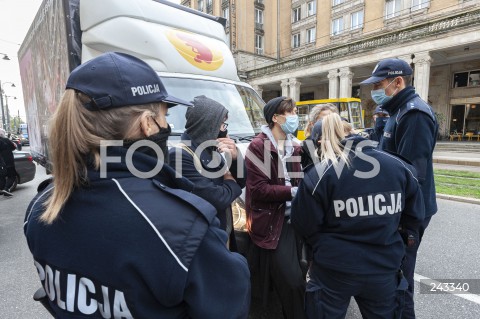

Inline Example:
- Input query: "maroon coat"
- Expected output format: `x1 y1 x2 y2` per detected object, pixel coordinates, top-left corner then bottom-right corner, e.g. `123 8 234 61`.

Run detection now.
245 132 302 249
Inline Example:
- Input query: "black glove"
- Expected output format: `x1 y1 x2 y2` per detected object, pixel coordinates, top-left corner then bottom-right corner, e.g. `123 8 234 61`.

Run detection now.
398 225 416 247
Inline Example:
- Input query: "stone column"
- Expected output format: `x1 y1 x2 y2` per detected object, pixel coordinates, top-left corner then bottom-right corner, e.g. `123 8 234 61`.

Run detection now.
289 78 301 101
413 52 432 101
281 79 289 97
252 85 263 98
328 69 339 99
339 67 354 98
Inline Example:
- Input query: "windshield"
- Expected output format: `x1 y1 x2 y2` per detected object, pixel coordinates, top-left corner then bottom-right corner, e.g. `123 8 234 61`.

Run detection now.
160 77 266 136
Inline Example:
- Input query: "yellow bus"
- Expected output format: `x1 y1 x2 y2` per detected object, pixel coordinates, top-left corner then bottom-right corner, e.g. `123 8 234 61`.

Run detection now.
296 98 364 140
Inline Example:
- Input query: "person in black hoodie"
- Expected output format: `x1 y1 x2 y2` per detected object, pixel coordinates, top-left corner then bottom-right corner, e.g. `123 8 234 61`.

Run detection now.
360 58 437 319
168 95 245 250
291 113 424 319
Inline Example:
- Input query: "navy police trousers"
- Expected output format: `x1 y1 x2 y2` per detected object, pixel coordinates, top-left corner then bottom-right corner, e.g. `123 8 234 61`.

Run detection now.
305 266 407 319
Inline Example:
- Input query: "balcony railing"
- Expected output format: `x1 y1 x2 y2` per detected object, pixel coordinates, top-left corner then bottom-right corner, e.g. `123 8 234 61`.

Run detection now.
246 8 480 79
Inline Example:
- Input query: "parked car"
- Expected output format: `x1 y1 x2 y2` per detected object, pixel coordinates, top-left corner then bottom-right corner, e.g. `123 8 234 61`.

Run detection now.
20 134 29 146
11 150 36 191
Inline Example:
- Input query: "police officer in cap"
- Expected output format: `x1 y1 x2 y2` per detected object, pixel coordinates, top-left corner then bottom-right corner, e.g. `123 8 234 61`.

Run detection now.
291 113 424 319
364 105 390 143
360 58 437 319
23 52 250 318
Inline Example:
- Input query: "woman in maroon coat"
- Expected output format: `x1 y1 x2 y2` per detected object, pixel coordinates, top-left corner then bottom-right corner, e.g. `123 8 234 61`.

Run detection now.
245 97 306 319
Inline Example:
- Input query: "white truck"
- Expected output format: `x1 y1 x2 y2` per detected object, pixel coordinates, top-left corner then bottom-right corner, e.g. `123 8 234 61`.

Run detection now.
19 0 261 251
19 0 265 165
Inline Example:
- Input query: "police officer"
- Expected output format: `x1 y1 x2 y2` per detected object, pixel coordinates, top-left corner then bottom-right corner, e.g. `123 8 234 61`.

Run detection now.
23 52 250 319
291 113 424 319
363 105 390 142
361 58 437 319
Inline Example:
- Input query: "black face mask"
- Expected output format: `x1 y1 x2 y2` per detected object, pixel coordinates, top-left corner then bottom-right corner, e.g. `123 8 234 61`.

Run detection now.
218 129 228 138
375 117 389 131
124 122 171 164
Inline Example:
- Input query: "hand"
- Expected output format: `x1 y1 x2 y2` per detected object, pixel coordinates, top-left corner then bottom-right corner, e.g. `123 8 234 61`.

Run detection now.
217 137 238 160
291 186 298 198
223 171 235 181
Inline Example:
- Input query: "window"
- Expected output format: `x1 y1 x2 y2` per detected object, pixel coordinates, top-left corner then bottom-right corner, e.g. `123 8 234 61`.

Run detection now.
255 9 264 24
197 0 204 12
307 1 316 16
206 0 213 14
351 10 364 30
306 28 316 43
222 7 229 26
292 33 301 48
255 34 264 55
333 0 344 6
453 70 480 88
292 7 301 23
385 0 402 19
332 17 343 36
411 0 429 11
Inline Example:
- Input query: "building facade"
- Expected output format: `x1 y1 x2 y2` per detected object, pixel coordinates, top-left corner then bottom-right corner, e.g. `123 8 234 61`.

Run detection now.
181 0 480 136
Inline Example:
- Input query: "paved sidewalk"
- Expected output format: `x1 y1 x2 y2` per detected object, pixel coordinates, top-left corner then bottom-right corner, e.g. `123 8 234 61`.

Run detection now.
433 141 480 167
433 152 480 167
432 142 480 204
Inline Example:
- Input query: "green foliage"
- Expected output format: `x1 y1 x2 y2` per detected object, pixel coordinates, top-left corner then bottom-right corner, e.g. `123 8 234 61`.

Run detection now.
434 169 480 199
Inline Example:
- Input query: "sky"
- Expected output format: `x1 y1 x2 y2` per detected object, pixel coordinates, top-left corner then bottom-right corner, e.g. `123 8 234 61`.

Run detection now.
0 0 43 121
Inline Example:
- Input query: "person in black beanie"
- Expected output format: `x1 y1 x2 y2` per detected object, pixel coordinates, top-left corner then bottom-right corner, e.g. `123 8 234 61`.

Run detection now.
245 96 306 319
361 58 437 319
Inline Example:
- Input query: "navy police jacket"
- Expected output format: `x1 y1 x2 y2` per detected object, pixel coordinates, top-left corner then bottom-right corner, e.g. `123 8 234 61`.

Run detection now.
291 136 425 275
24 146 250 319
379 86 438 217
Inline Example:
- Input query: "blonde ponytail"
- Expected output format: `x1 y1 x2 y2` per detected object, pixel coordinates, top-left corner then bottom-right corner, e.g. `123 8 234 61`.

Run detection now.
42 90 162 224
319 113 350 167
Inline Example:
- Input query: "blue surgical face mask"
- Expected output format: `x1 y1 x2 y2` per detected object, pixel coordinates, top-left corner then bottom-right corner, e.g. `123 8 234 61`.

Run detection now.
371 79 398 105
280 115 299 135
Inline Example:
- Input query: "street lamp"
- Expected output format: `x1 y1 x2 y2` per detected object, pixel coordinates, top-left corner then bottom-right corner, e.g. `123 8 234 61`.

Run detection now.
0 52 10 60
4 95 17 132
0 81 16 131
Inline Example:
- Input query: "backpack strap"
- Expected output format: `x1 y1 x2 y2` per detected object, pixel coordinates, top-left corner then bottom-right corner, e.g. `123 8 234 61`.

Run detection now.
175 143 203 174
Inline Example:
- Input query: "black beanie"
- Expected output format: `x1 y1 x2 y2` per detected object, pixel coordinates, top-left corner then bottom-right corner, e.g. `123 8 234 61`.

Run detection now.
263 96 286 124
